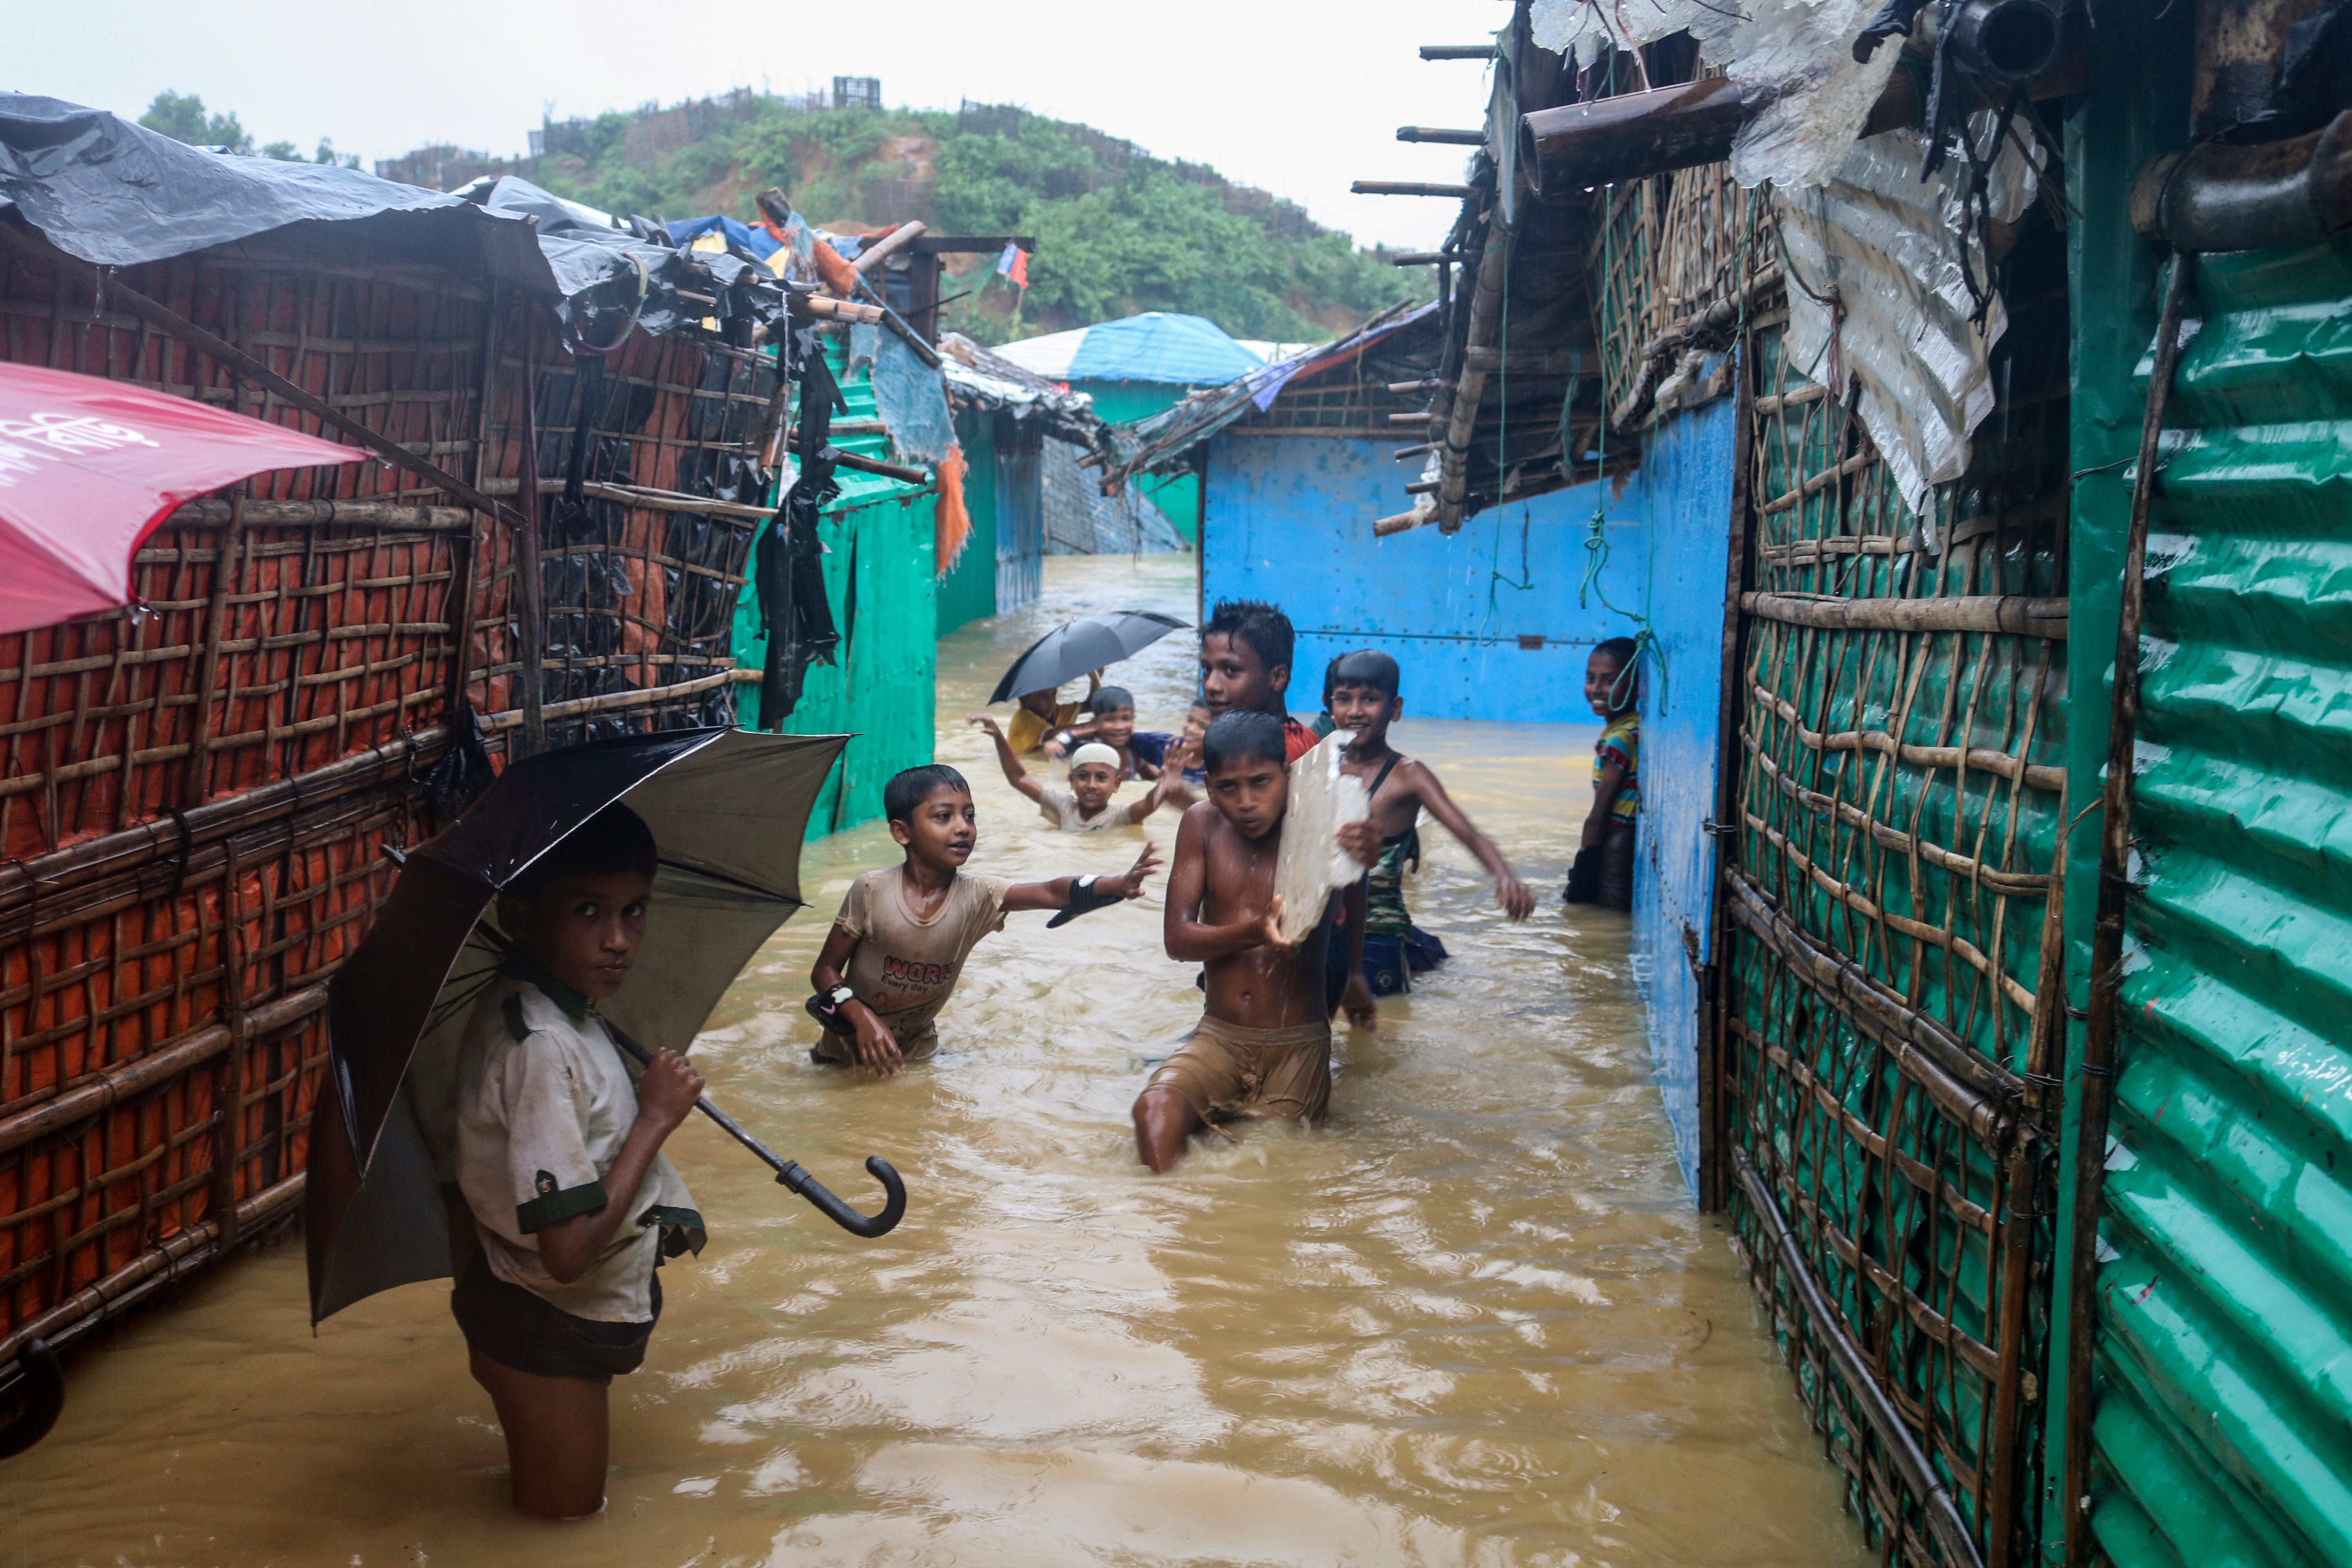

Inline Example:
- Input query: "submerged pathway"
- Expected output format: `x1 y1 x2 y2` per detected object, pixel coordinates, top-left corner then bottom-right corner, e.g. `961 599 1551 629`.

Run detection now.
2 555 1869 1567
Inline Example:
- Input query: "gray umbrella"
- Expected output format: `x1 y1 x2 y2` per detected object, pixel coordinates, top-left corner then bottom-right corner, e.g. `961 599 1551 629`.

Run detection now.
988 610 1190 705
304 726 898 1327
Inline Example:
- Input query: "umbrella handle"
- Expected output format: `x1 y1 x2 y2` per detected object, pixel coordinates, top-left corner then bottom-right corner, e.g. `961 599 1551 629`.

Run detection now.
773 1156 907 1240
603 1027 908 1241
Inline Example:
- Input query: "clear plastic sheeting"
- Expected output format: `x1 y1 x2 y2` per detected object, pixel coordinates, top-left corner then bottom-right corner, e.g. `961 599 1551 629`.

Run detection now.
1272 732 1370 945
1773 117 2042 517
1724 0 1906 190
1527 0 1907 191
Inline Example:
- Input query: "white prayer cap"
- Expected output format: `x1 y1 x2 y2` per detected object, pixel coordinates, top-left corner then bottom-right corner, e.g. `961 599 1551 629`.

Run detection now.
1070 742 1122 771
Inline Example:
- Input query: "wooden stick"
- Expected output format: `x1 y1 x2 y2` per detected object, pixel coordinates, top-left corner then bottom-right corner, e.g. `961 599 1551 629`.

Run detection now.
1396 127 1485 144
476 666 741 732
1390 252 1461 266
2062 251 2197 1568
1419 44 1495 59
818 445 929 485
481 476 778 521
1434 233 1511 530
1350 181 1477 198
1387 378 1445 394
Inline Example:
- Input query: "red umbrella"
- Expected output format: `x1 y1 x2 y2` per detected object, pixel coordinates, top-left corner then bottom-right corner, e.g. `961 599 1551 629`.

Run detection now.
0 362 365 635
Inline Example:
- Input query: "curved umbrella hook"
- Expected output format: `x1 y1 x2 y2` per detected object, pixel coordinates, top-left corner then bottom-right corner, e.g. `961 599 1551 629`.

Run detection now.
774 1156 906 1239
601 1024 908 1241
0 1339 65 1460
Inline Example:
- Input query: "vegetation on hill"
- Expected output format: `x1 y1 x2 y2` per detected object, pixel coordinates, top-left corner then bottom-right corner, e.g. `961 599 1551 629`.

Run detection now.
530 99 1423 346
138 91 359 167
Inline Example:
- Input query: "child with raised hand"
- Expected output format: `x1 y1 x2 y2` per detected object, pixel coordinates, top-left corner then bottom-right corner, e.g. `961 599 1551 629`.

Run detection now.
1564 636 1641 911
1326 650 1535 995
968 715 1183 830
1132 710 1377 1173
449 803 707 1520
809 764 1161 1075
1043 684 1176 780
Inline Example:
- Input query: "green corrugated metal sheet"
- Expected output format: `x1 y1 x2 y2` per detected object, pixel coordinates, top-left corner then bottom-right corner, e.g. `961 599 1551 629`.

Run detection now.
2062 230 2352 1568
734 343 937 833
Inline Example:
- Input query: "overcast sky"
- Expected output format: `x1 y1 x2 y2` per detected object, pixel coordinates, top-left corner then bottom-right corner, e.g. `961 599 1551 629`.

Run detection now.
17 0 1508 254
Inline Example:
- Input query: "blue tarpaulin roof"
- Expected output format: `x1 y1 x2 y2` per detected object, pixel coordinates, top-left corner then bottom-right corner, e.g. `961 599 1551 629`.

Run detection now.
994 312 1264 386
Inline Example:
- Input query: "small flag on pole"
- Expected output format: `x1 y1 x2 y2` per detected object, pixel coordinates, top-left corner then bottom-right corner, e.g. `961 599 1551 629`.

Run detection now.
996 242 1030 290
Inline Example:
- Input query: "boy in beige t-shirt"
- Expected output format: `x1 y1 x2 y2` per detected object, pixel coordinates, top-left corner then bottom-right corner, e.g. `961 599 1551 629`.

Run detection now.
809 763 1160 1074
968 718 1182 831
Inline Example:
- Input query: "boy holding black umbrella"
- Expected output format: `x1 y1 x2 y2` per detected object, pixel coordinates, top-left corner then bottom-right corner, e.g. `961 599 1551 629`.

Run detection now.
448 803 706 1520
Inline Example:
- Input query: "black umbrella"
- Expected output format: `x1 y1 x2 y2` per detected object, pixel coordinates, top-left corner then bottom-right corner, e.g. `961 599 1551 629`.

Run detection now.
987 610 1190 705
305 726 895 1327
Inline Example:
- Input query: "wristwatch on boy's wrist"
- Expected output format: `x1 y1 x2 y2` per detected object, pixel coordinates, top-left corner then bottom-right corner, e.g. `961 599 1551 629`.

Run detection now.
806 983 858 1030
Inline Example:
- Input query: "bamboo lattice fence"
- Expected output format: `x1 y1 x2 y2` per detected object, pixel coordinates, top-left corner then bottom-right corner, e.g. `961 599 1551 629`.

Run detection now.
1590 159 2072 1566
0 223 780 1365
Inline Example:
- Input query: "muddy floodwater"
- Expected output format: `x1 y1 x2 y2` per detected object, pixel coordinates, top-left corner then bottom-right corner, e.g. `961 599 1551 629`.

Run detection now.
2 555 1869 1567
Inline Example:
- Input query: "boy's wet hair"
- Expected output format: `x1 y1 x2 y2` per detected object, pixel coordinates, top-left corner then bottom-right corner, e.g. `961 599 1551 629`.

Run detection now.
1203 599 1294 676
884 763 970 823
1328 649 1401 702
1202 709 1287 771
514 803 658 900
1593 636 1639 666
1091 685 1134 714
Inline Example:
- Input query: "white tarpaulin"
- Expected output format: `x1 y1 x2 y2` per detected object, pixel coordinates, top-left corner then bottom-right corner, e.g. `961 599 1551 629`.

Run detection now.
1527 0 1904 190
1274 732 1370 944
1773 116 2043 517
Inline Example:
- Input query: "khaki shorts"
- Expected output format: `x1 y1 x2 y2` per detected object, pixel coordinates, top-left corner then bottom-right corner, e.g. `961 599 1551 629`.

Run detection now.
1145 1016 1332 1124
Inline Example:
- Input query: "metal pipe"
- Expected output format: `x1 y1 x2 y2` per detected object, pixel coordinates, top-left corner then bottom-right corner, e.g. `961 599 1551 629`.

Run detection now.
1419 44 1495 60
2132 110 2352 251
2060 251 2198 1568
1948 0 2064 87
1396 126 1486 144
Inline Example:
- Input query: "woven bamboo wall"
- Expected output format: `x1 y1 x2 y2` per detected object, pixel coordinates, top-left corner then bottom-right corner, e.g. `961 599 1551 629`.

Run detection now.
0 227 780 1361
1590 163 2072 1566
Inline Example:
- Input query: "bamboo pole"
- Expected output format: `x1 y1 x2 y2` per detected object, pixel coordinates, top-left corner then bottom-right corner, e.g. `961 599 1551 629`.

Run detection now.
158 500 472 531
1434 232 1512 531
2061 250 2198 1568
1740 592 2069 639
1395 127 1486 144
850 221 927 275
512 330 547 759
1350 181 1478 199
1731 1147 1988 1568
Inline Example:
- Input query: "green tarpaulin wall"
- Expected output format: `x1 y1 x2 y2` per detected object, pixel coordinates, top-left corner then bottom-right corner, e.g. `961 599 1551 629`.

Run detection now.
1078 380 1197 542
734 343 937 835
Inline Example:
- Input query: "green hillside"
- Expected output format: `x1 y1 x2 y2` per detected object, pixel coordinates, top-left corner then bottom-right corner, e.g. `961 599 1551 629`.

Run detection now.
529 98 1423 346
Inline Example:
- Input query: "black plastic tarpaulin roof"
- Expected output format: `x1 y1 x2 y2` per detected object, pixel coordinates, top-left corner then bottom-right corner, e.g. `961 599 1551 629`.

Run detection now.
0 95 781 339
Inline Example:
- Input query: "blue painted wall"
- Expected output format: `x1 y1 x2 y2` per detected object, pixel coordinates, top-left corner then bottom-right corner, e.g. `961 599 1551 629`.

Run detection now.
1199 434 1651 723
1624 392 1739 1196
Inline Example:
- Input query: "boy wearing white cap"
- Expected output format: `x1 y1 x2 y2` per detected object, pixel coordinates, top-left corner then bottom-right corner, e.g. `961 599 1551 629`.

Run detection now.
969 717 1183 830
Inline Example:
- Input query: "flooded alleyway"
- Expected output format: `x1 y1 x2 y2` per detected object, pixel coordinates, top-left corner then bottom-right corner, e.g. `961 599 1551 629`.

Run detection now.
2 555 1869 1568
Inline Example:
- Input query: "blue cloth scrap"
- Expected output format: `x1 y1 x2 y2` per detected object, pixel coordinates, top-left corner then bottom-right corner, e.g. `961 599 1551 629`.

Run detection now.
869 333 956 465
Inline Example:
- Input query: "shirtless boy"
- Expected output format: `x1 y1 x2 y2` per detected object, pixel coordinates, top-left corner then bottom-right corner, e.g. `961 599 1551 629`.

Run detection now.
1132 710 1377 1172
1198 599 1318 762
810 764 1160 1074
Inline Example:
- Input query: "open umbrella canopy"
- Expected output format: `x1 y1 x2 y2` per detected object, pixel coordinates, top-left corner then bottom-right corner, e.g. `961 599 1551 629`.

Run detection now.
305 726 847 1325
0 362 362 634
988 610 1189 705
